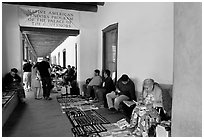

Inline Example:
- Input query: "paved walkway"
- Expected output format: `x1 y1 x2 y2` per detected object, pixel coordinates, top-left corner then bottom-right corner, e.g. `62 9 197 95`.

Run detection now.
2 90 73 137
2 90 126 137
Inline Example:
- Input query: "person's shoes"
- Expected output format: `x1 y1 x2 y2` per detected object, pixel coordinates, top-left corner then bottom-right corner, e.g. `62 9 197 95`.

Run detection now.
89 97 94 100
104 104 108 108
28 87 32 91
109 108 120 114
46 97 52 100
85 97 91 101
35 97 42 100
93 98 99 103
109 107 116 111
20 98 26 104
100 105 104 108
112 110 120 114
118 108 124 113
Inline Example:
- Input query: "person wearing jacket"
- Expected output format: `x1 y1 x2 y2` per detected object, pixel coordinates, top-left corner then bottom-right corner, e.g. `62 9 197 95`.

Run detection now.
106 74 136 111
94 69 115 107
3 68 26 103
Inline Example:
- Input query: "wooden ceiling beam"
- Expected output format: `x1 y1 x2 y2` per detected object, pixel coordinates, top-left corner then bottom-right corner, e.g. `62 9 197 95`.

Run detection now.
24 34 38 58
3 2 104 12
20 27 79 36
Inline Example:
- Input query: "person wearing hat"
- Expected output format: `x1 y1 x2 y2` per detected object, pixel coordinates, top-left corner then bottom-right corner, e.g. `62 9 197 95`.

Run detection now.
3 68 26 103
106 74 136 112
3 68 22 88
142 79 163 108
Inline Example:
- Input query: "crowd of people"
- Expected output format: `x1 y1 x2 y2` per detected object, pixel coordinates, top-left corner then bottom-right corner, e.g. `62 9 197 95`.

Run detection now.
3 57 77 102
82 69 137 110
82 69 169 137
3 61 169 136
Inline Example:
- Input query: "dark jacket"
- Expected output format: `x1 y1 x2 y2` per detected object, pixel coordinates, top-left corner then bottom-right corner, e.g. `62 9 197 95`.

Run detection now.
38 61 50 78
102 76 116 93
3 73 21 89
23 63 32 72
116 78 136 100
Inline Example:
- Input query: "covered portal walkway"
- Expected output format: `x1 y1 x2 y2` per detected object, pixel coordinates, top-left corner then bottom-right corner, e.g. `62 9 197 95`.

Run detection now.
2 90 125 137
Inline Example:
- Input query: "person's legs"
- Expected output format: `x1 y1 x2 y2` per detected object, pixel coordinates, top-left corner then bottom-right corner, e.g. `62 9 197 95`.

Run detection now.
94 88 99 101
33 87 37 98
97 88 106 103
36 87 42 99
27 72 32 90
41 78 47 98
45 77 52 98
17 88 26 103
114 95 129 110
23 72 26 89
82 84 87 97
23 72 29 90
93 86 100 99
103 92 108 108
86 85 93 98
106 91 117 109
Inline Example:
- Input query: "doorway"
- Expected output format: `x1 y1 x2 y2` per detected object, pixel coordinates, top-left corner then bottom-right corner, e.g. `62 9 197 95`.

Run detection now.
63 49 66 68
58 52 60 65
102 23 118 83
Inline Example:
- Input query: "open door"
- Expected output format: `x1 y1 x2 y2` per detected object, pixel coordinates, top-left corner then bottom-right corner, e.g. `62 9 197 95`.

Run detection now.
63 49 66 67
102 23 118 83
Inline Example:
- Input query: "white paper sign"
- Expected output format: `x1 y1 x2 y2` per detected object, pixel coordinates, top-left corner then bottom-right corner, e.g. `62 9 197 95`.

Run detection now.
18 6 79 29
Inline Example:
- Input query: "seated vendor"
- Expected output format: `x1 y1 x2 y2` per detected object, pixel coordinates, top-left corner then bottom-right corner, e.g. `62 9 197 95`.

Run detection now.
94 69 116 107
3 68 26 103
142 78 163 108
84 69 102 99
129 78 162 137
106 74 136 112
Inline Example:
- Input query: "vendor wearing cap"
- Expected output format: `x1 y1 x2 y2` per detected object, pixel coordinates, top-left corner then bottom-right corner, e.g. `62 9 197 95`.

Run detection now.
3 68 22 87
3 68 26 103
106 74 136 111
142 79 163 108
129 78 162 137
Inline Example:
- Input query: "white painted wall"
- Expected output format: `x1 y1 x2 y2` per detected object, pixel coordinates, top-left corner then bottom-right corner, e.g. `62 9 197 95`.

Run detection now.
172 2 202 137
77 12 100 89
2 3 174 95
96 2 174 92
51 11 100 91
51 36 77 67
2 2 202 137
2 4 23 77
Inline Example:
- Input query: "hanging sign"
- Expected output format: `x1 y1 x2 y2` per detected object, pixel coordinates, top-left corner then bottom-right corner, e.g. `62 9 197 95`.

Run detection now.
18 6 79 29
112 45 116 63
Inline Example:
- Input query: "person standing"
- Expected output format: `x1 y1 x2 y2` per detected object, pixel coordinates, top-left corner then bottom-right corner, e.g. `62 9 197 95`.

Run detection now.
23 59 32 91
31 62 42 100
38 57 52 100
